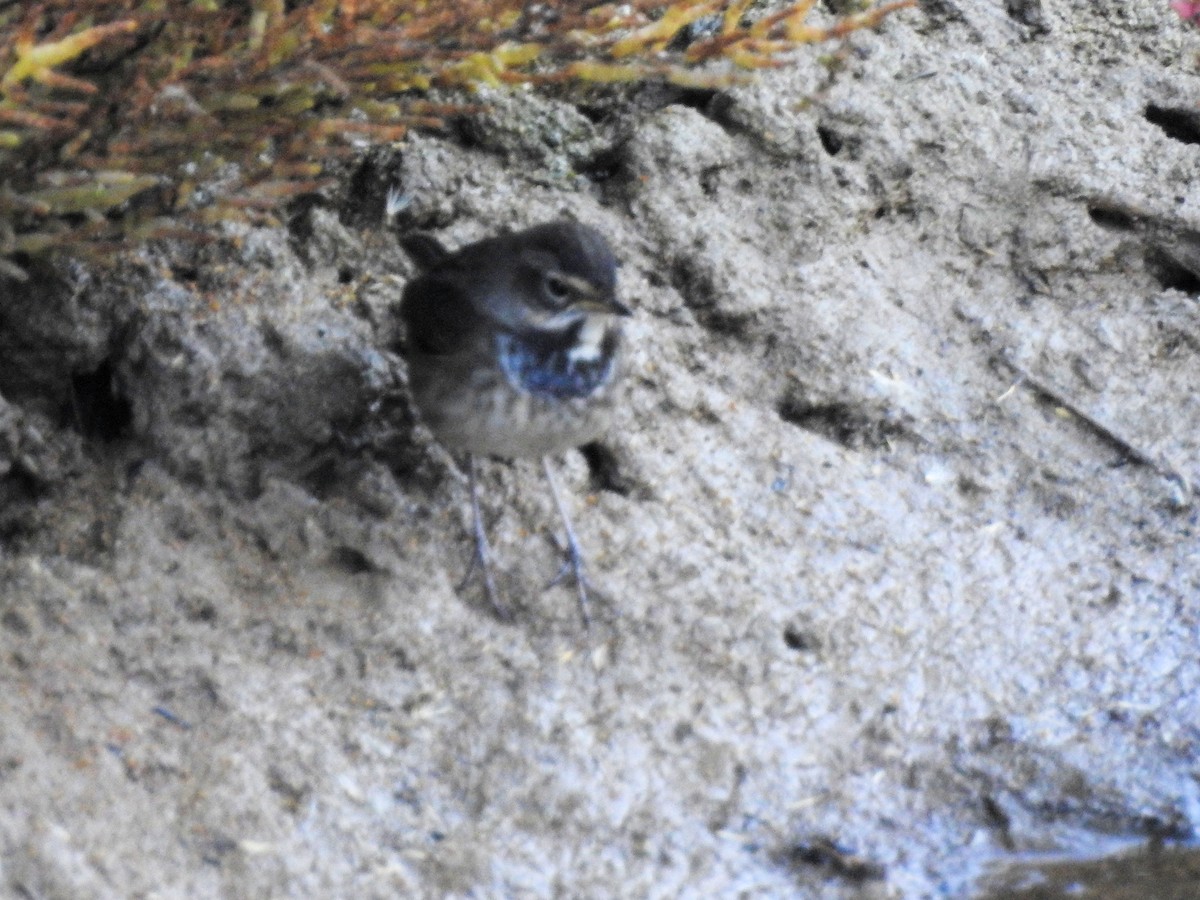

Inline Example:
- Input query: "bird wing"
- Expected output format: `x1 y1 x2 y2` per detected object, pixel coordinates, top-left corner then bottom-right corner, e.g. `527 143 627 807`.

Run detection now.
399 233 450 271
399 272 485 356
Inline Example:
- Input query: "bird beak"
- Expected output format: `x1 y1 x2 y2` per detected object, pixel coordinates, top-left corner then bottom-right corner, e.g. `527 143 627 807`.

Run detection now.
609 296 633 316
577 294 632 316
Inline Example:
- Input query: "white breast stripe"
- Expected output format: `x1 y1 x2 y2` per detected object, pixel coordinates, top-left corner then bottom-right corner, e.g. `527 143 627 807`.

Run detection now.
567 316 607 365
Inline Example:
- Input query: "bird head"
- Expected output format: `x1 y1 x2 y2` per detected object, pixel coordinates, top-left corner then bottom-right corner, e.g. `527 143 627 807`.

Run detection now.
504 221 631 333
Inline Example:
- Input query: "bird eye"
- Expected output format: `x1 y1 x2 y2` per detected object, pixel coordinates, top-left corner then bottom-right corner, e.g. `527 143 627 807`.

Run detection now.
543 273 571 303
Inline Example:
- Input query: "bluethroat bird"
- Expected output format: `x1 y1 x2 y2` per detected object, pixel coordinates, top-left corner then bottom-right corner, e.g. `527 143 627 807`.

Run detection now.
397 217 631 625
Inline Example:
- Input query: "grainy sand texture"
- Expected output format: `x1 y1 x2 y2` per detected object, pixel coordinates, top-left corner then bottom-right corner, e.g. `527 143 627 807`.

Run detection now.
2 3 1199 897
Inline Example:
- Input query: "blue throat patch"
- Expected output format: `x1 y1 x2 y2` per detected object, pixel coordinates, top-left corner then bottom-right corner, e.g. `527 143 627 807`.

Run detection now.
496 329 615 400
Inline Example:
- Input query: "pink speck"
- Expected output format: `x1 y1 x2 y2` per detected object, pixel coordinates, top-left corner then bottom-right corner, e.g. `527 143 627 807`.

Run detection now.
1171 0 1200 22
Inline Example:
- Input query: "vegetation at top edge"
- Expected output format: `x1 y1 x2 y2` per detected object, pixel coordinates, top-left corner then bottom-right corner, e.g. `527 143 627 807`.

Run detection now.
0 0 914 277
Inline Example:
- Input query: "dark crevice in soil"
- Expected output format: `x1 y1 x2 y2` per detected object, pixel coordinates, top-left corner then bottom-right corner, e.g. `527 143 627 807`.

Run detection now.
782 624 820 653
339 149 409 231
669 254 716 306
284 196 321 255
777 396 904 451
579 442 634 497
1145 104 1200 146
1087 204 1139 232
775 837 887 883
330 545 380 575
816 124 845 156
68 358 131 443
667 88 722 119
577 145 624 184
667 254 756 339
1145 247 1200 295
1004 0 1048 34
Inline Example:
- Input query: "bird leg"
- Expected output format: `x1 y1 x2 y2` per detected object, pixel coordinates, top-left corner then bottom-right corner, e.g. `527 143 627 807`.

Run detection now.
542 456 594 629
458 455 510 620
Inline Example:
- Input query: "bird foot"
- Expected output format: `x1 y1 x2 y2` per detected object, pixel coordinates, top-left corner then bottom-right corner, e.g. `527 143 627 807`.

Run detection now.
457 540 512 622
545 534 596 630
457 456 513 622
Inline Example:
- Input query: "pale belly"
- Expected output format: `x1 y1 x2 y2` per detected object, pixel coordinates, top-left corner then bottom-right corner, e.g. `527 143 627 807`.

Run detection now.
406 349 621 459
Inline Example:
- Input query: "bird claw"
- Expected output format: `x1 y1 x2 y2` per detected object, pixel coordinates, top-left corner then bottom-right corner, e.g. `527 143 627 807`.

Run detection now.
549 561 595 628
539 457 605 630
458 540 512 622
458 456 513 622
544 537 594 630
455 456 605 628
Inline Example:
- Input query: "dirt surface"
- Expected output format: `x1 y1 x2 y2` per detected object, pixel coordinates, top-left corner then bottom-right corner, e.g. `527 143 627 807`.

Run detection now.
3 3 1200 897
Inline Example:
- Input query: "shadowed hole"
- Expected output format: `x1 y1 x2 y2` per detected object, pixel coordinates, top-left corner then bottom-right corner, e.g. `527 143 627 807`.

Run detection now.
981 795 1015 850
777 396 902 450
669 87 720 114
580 442 633 496
1087 205 1138 232
816 124 844 156
783 624 820 652
1145 247 1200 295
1145 104 1200 145
331 545 379 574
1004 0 1048 32
69 358 131 442
577 145 624 184
776 838 886 883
